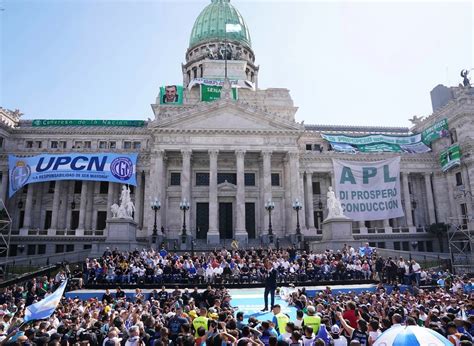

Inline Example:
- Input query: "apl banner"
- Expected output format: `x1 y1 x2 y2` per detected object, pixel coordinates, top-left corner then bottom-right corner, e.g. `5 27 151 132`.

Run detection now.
8 153 137 197
333 157 404 221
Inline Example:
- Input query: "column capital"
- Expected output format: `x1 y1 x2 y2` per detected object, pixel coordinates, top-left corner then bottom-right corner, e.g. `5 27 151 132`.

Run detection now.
181 149 192 159
154 149 165 158
305 170 314 176
208 149 219 159
235 150 246 158
287 151 299 160
261 150 272 159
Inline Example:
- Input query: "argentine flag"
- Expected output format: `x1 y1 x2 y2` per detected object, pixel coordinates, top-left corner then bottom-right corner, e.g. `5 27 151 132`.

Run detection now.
24 280 67 322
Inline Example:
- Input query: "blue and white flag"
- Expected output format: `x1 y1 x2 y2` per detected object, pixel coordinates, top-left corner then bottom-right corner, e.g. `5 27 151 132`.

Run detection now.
24 280 67 322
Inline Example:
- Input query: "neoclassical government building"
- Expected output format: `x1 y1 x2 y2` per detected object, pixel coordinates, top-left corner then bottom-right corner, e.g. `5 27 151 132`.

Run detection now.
1 0 473 262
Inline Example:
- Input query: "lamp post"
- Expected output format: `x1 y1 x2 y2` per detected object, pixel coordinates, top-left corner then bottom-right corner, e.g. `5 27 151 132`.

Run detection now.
180 199 190 244
293 199 303 246
264 199 275 244
150 197 161 247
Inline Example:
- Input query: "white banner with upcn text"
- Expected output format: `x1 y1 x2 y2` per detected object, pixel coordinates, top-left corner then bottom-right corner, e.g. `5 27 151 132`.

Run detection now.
333 157 404 221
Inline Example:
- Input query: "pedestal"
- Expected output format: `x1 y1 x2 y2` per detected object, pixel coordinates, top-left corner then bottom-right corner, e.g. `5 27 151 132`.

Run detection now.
311 217 358 252
234 230 248 245
207 230 220 245
99 218 139 253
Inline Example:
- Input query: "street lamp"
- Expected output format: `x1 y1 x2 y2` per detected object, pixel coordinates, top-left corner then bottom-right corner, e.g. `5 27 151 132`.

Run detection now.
411 241 418 251
264 199 275 244
293 199 303 244
180 198 190 244
150 197 161 246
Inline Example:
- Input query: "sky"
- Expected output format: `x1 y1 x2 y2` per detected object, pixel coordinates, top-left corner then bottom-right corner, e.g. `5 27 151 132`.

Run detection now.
1 0 473 127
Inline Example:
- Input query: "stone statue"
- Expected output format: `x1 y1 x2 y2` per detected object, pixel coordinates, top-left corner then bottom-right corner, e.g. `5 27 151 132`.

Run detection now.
461 69 471 88
408 115 424 125
206 46 216 60
110 185 135 219
326 186 346 219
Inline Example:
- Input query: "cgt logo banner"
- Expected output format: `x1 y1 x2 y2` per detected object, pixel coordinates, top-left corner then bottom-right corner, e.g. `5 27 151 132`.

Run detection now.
8 153 137 197
333 157 404 221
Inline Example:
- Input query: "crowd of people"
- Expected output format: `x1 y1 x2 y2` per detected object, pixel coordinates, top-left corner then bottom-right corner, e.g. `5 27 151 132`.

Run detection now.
0 246 470 346
83 245 441 287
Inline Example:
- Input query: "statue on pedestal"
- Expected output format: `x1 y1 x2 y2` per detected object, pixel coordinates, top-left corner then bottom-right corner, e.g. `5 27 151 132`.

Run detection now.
111 185 135 219
326 186 347 219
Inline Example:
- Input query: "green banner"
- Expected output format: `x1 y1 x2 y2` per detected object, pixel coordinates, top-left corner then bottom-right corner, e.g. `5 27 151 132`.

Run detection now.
322 133 422 146
201 85 238 102
440 144 461 172
159 85 183 105
422 118 449 144
32 119 145 127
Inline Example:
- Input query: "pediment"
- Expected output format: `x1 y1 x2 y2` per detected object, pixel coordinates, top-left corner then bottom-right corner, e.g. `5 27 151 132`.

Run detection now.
218 181 237 191
153 101 302 132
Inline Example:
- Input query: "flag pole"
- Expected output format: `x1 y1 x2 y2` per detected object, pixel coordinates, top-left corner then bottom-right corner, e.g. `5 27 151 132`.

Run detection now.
224 25 228 80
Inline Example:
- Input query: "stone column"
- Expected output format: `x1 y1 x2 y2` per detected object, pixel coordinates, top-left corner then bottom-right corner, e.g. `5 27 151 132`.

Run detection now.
50 180 62 230
77 180 88 231
0 170 8 205
181 150 192 236
401 172 414 228
85 182 94 230
106 182 115 219
262 150 272 236
305 171 315 230
299 172 307 230
235 150 247 242
424 173 436 225
288 152 299 232
33 183 43 229
60 181 69 230
155 151 165 234
207 150 219 243
21 184 35 230
135 171 144 229
461 166 473 216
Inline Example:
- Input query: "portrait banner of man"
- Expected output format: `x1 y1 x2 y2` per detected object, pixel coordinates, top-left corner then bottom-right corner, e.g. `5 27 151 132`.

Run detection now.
160 85 183 105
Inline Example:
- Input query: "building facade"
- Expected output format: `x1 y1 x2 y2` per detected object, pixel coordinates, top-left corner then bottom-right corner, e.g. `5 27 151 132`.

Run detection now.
1 0 473 263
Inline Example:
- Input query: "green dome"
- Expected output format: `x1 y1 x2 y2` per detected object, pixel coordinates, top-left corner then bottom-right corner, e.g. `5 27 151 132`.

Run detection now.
189 0 251 49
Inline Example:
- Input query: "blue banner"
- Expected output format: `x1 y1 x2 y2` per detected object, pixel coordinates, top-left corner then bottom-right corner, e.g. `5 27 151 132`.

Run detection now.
9 153 137 197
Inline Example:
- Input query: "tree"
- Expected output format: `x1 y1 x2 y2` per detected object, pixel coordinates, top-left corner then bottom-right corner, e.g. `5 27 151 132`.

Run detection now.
427 222 448 252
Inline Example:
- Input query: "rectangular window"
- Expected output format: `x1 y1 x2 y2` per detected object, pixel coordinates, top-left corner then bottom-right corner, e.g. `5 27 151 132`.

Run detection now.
71 210 79 230
60 141 67 149
418 241 425 252
84 141 91 149
26 141 33 148
22 184 28 194
312 182 321 194
55 244 64 253
389 218 394 227
37 244 46 255
426 241 433 252
83 244 92 250
408 181 413 194
394 242 401 251
271 173 280 186
9 244 17 257
51 141 58 149
133 141 141 149
99 141 107 149
109 141 116 149
305 144 312 151
456 172 463 186
0 137 3 148
123 141 132 149
461 203 468 226
48 181 55 193
196 173 210 186
244 173 255 186
74 141 83 148
218 173 236 185
369 242 376 247
96 211 107 230
99 181 109 194
170 173 181 186
18 211 25 229
364 220 371 228
44 210 52 229
402 241 410 251
36 141 42 148
27 245 36 256
377 242 386 249
74 181 82 194
313 144 321 152
66 244 74 252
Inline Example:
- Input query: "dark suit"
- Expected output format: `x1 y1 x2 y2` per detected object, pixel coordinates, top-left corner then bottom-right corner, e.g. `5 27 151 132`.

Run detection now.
162 95 179 104
263 267 277 310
